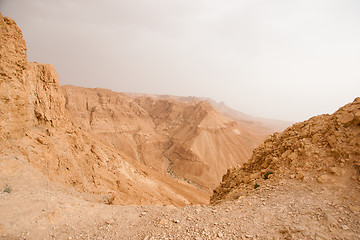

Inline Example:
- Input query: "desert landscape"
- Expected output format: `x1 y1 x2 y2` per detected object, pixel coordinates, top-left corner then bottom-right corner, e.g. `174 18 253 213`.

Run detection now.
1 9 360 240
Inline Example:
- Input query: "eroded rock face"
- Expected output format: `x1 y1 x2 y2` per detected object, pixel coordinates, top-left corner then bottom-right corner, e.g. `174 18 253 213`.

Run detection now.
211 97 360 203
62 86 265 190
0 13 29 139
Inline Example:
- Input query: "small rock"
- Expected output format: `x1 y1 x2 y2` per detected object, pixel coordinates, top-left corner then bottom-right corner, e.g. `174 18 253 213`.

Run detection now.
315 232 329 240
165 205 177 210
250 172 260 179
317 175 331 183
342 225 350 230
242 176 250 184
323 213 337 226
337 112 354 125
296 172 304 180
291 225 306 232
217 232 224 238
349 205 360 213
158 219 169 225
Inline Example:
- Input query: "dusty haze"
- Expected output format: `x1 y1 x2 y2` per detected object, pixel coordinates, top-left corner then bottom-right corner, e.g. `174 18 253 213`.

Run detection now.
1 0 360 121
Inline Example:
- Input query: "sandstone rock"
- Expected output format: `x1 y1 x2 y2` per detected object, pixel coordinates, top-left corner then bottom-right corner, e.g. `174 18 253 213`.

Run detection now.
317 175 331 183
337 112 354 125
242 176 250 184
329 167 340 176
211 97 360 203
250 172 260 180
158 219 169 225
315 232 329 240
295 172 304 180
349 205 360 213
288 152 298 161
341 225 350 230
323 213 337 226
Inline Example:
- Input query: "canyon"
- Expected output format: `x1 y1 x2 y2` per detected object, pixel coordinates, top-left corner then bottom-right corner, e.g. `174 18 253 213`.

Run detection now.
1 13 359 239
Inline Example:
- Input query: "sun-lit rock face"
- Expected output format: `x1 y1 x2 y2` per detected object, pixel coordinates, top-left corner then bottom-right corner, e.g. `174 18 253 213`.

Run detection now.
211 97 360 203
0 14 209 206
62 86 267 190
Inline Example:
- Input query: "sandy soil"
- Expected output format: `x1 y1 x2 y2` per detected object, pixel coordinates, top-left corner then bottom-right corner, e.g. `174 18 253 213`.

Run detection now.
1 152 359 240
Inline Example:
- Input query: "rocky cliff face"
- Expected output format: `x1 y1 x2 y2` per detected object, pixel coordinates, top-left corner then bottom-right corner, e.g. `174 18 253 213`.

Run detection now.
211 97 360 203
0 13 29 139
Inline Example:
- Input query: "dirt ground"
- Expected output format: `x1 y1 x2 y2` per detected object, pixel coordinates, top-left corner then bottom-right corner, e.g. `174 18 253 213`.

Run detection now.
1 152 360 240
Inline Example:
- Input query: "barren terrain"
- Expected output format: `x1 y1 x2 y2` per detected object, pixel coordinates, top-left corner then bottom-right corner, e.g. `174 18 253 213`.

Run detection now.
1 12 360 240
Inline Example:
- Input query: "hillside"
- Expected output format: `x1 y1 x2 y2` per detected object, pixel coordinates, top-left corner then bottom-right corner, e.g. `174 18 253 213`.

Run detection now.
211 97 360 203
126 93 292 133
62 86 267 190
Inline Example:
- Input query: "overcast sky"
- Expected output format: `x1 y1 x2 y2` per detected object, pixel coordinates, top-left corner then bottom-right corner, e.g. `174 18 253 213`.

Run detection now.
1 0 359 121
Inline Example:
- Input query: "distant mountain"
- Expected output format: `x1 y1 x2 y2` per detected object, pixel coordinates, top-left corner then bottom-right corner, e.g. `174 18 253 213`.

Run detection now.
126 93 292 133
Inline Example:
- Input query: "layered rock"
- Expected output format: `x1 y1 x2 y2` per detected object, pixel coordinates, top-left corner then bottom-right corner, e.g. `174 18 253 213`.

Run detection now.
0 13 29 139
63 86 267 190
211 98 360 203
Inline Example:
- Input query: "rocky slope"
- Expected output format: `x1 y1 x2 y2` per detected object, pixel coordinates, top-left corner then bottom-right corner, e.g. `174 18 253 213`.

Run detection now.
62 86 267 190
2 149 360 239
127 93 291 135
211 97 360 203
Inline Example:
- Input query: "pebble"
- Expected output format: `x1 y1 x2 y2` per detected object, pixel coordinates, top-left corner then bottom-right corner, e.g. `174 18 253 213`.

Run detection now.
315 232 329 240
341 225 350 230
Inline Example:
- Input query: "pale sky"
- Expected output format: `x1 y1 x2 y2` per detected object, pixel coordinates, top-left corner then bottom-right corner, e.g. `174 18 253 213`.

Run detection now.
1 0 360 121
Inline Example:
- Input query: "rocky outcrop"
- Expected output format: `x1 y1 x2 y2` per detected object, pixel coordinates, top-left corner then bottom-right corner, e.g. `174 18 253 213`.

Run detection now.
0 13 29 139
211 97 360 203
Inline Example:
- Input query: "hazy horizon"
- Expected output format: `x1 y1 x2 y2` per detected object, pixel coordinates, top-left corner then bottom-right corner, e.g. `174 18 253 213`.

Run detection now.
1 0 359 122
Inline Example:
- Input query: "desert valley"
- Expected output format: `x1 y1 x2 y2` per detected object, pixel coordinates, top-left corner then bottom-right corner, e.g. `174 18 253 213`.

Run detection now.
1 12 360 240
